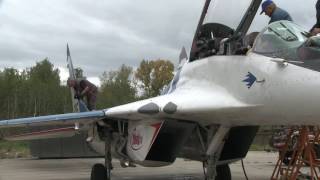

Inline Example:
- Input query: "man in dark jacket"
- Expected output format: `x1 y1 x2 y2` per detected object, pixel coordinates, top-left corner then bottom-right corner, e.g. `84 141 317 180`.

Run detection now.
311 0 320 35
260 0 293 24
67 79 98 111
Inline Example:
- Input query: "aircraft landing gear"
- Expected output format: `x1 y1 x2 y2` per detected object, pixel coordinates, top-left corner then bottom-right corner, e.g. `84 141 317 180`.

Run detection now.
91 131 112 180
104 135 112 180
215 164 231 180
203 162 231 180
91 163 109 180
203 126 231 180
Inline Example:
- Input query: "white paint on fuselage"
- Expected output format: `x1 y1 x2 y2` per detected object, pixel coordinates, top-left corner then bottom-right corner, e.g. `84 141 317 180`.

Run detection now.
174 52 320 126
105 51 320 129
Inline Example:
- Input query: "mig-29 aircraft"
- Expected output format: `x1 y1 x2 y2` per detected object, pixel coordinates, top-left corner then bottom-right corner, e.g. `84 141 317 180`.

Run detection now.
1 0 320 180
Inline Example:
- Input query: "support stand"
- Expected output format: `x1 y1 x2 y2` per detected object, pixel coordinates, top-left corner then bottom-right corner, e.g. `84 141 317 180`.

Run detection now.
271 126 320 180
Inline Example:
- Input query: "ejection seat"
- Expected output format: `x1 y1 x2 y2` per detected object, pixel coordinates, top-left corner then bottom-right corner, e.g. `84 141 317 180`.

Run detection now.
232 32 259 55
192 23 234 60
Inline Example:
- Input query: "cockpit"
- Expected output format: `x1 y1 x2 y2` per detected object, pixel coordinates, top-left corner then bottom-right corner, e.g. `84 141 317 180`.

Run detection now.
191 23 235 60
252 20 320 64
253 21 310 60
189 0 261 61
189 0 320 64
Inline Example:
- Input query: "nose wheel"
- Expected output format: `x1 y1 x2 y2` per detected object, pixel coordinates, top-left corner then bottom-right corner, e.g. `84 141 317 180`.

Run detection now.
91 163 110 180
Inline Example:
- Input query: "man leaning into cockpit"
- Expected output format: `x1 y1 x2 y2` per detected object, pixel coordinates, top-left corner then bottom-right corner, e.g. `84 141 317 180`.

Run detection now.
260 0 293 24
311 0 320 35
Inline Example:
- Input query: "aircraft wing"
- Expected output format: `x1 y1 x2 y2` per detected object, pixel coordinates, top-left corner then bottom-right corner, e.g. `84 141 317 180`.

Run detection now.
0 110 105 129
0 88 256 141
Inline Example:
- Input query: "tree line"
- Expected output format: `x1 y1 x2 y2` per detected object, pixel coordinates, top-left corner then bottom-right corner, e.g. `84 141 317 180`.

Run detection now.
0 58 174 120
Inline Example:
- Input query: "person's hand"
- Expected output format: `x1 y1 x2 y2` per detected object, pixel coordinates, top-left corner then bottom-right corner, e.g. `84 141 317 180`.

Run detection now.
74 94 82 99
311 28 320 36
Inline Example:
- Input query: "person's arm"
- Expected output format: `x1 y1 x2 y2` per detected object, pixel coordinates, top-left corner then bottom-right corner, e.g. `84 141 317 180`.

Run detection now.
72 87 82 99
80 86 90 96
311 28 320 36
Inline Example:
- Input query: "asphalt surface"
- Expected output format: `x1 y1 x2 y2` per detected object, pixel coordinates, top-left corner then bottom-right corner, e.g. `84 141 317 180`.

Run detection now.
0 151 278 180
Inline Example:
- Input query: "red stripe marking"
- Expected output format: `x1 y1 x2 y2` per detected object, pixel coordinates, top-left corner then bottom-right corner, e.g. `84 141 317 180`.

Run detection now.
8 127 75 138
148 122 163 150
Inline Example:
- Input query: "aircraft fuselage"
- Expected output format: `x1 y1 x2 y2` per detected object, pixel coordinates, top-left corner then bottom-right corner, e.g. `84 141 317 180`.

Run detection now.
169 52 320 126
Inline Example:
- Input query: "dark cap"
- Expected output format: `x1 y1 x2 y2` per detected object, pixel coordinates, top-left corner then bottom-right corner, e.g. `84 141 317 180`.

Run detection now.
260 0 274 15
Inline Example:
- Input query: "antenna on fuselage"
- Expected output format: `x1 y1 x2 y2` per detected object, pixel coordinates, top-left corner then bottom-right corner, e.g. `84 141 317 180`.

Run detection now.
179 47 188 63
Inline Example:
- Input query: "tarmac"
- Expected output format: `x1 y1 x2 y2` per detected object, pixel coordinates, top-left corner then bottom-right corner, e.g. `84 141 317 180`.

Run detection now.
0 151 278 180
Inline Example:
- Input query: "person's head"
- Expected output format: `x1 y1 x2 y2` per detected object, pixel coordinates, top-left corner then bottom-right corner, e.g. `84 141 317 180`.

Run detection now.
67 79 76 87
260 0 276 17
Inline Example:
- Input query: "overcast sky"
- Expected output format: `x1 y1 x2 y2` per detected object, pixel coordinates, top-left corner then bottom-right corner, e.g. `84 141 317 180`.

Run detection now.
0 0 318 85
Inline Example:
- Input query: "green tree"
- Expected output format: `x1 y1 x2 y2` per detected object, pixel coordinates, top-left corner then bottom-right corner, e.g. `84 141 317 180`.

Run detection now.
27 59 59 115
0 68 26 119
98 65 136 108
0 59 73 144
135 59 174 98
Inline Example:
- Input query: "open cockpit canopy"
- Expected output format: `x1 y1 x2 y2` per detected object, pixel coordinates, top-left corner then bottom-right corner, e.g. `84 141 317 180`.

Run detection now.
203 0 254 30
190 0 262 61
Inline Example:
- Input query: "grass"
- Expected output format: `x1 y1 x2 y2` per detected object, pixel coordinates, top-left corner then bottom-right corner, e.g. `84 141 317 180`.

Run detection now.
0 140 30 159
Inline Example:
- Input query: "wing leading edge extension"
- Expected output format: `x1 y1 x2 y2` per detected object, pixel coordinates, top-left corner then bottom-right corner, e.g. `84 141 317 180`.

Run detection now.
105 89 259 126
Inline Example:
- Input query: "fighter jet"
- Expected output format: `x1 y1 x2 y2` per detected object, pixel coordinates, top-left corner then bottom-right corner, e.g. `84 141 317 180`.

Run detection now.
1 0 320 179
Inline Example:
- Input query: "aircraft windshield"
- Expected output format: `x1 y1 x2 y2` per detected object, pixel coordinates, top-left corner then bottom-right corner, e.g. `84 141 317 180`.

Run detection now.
253 21 309 55
204 0 253 29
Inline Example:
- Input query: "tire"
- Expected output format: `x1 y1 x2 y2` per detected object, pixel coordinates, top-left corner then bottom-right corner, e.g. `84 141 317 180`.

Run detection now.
215 164 231 180
91 163 109 180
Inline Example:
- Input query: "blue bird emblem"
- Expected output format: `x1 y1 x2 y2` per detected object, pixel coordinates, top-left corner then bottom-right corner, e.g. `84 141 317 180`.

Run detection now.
243 72 257 89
